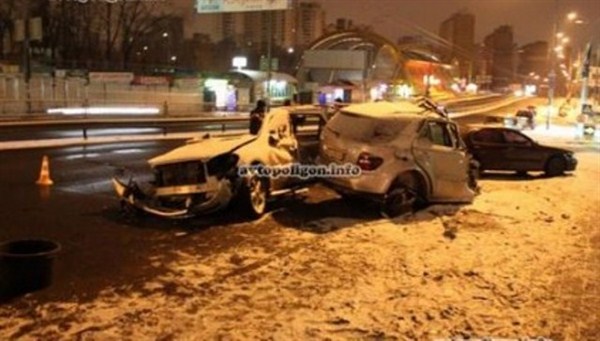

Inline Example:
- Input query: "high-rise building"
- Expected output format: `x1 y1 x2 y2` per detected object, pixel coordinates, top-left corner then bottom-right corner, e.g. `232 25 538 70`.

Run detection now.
484 25 515 89
296 2 325 48
518 41 548 79
186 1 324 51
243 8 296 51
439 10 475 80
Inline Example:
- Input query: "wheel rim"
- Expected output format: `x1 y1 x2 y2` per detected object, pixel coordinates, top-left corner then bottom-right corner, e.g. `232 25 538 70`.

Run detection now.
249 176 266 213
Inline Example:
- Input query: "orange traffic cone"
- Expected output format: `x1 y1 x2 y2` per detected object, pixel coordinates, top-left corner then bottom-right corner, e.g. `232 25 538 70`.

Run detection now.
36 155 54 186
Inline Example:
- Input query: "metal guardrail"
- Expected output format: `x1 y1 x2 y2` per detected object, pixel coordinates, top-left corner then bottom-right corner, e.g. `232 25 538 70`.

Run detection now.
0 115 251 141
0 95 520 143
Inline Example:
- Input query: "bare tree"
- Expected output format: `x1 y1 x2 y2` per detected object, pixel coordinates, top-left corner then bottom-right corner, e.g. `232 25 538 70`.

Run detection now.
117 1 171 69
41 0 101 68
0 0 17 60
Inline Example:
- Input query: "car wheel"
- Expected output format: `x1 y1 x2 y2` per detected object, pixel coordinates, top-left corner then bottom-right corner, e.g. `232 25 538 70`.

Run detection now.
545 156 566 177
381 183 417 218
240 170 269 217
468 158 481 189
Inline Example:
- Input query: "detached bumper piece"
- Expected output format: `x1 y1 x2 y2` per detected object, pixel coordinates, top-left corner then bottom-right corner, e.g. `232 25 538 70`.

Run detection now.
112 177 192 218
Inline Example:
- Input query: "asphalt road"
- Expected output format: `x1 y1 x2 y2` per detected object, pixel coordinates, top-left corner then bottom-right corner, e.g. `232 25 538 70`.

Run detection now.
0 97 541 304
0 140 385 304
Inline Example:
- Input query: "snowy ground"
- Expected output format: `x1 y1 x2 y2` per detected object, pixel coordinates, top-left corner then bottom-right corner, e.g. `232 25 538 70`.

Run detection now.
1 146 599 339
1 100 599 340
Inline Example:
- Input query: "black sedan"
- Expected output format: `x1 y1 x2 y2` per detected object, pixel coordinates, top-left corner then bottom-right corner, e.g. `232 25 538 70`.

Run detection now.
461 126 577 176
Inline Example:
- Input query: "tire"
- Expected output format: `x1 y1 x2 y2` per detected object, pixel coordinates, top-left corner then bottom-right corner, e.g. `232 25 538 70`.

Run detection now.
239 169 269 218
468 159 481 189
381 175 425 218
381 184 416 218
544 156 566 177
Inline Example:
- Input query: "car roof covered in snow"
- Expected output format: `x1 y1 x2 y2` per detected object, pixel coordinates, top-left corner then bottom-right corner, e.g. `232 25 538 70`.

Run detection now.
341 101 428 118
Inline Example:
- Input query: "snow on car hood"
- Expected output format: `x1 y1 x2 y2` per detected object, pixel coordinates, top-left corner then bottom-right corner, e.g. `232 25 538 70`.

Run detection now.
149 135 256 167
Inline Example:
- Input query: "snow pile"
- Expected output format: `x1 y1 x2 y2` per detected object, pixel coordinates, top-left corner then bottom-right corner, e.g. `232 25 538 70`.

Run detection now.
1 154 598 340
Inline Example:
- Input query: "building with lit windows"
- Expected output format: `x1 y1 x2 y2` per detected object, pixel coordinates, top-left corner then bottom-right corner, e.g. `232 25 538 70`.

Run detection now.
439 10 475 81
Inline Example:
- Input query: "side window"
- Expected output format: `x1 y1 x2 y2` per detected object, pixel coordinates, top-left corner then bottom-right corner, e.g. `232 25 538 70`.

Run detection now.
427 121 453 148
503 130 530 144
472 129 504 144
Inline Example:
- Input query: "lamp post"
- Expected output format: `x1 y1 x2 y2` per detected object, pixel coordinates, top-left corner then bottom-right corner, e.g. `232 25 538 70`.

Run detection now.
546 8 582 129
579 43 592 116
162 32 170 67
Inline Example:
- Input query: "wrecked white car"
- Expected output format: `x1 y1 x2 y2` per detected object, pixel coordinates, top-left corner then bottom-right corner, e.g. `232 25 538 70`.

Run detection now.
113 106 327 218
318 100 479 217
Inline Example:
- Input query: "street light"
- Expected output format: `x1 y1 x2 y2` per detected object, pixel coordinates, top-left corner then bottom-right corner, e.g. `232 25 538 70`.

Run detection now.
162 31 171 66
546 9 583 129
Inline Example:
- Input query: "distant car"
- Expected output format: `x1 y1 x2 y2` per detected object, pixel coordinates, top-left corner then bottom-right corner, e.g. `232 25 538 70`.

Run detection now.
513 106 536 130
483 106 537 130
318 101 478 217
113 106 327 218
461 126 577 176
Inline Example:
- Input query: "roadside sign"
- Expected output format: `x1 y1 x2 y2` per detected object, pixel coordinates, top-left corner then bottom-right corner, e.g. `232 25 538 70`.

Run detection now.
196 0 289 13
260 57 278 71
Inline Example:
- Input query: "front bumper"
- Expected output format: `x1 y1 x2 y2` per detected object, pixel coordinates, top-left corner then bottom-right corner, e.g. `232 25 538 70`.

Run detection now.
112 177 233 218
565 155 577 171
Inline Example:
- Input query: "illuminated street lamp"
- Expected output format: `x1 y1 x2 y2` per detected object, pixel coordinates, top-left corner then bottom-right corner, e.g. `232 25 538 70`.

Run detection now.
162 31 171 66
545 9 585 130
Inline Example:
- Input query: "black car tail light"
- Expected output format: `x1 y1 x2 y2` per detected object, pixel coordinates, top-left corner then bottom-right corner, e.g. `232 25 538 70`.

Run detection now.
357 152 383 171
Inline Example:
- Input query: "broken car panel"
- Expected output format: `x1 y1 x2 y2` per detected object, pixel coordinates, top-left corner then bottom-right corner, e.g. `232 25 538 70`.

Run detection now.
113 106 327 218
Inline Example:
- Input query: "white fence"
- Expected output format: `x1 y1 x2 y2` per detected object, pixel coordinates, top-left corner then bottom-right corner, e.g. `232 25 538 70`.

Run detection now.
0 75 251 115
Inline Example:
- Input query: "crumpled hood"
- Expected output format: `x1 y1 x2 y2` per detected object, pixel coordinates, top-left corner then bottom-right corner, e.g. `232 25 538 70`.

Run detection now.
149 135 256 167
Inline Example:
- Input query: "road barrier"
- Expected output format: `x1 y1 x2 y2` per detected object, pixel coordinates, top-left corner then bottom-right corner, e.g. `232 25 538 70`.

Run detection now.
36 155 54 186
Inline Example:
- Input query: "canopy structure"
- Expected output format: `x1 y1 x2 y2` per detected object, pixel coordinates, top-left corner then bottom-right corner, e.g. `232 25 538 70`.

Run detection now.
297 30 456 101
230 69 298 84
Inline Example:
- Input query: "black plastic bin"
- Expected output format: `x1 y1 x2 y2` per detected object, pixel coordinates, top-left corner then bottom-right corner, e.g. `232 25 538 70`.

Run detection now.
0 239 61 299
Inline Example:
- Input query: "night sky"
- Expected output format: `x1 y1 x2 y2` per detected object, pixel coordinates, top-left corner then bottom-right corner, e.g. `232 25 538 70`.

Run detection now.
313 0 599 48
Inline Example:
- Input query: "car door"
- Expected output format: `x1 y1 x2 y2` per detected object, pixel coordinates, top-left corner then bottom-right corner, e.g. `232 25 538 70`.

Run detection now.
290 112 326 164
413 120 472 201
467 128 508 170
263 112 299 189
499 129 543 170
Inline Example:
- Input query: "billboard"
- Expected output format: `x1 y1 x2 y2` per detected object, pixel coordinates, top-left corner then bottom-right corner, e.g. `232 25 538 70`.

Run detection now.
196 0 289 13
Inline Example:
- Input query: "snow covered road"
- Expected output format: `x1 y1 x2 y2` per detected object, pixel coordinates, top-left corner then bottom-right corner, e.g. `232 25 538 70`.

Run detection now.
1 150 598 340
